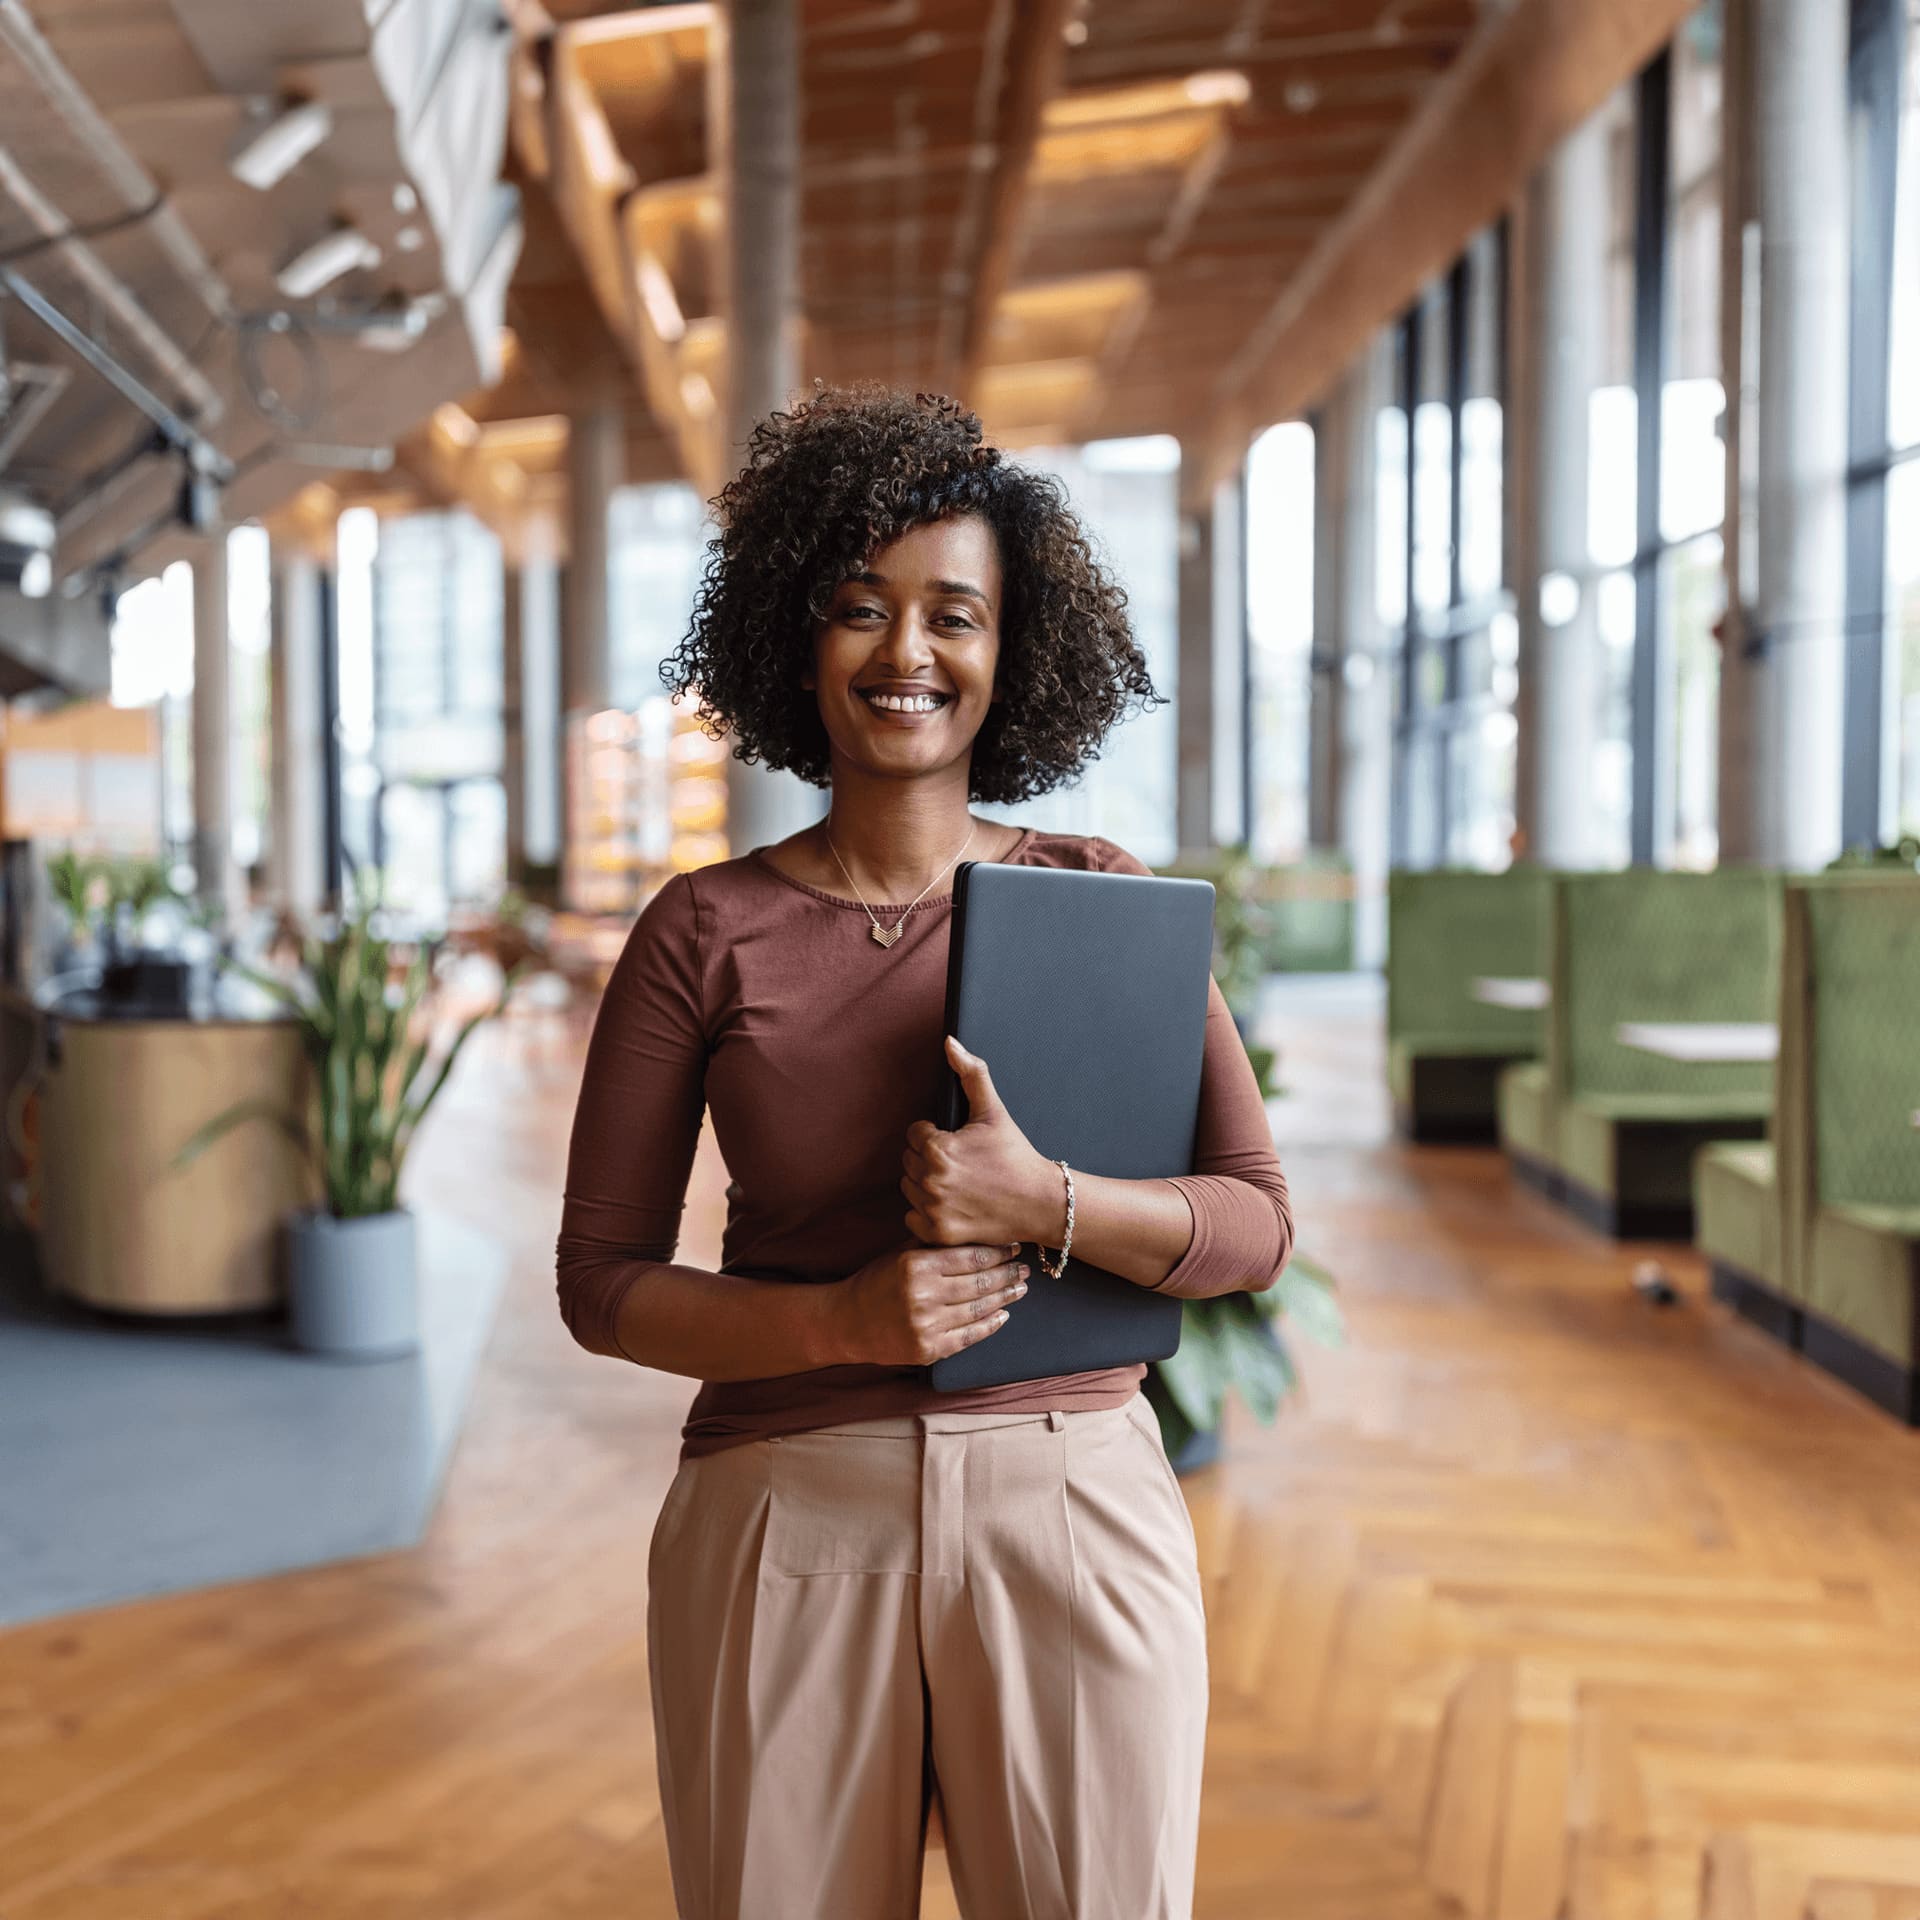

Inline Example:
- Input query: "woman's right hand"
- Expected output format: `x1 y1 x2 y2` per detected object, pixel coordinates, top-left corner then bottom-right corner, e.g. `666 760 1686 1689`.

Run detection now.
828 1239 1031 1367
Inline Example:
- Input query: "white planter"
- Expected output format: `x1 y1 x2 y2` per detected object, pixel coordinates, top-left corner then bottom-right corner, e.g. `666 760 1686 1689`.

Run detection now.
286 1207 418 1359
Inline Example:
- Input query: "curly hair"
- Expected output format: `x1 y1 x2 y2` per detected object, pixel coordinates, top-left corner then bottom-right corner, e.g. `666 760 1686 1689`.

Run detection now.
658 382 1167 804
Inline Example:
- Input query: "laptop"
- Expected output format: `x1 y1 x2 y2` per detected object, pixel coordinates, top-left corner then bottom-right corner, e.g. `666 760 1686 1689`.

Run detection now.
927 857 1216 1391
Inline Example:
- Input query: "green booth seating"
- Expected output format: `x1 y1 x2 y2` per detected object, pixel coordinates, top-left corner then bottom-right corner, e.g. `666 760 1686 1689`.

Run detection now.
1773 877 1920 1422
1386 867 1549 1142
1500 868 1781 1238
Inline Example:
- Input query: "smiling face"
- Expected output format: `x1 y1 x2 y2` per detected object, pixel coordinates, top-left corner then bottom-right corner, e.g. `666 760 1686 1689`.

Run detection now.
802 513 1006 783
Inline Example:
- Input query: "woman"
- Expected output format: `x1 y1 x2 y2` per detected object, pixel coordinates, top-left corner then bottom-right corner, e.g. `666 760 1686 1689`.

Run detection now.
556 383 1295 1920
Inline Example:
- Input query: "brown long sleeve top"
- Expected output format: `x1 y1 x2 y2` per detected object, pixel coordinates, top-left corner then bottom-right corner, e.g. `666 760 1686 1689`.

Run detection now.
555 826 1295 1461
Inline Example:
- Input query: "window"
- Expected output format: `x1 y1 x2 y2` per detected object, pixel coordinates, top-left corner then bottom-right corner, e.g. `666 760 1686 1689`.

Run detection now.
1888 0 1920 831
1846 0 1919 840
1245 421 1315 863
609 484 707 710
1661 6 1725 867
988 437 1181 864
369 510 507 918
1385 225 1515 870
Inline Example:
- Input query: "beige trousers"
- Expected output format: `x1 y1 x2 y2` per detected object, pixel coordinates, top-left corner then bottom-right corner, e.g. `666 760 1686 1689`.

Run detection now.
645 1397 1210 1920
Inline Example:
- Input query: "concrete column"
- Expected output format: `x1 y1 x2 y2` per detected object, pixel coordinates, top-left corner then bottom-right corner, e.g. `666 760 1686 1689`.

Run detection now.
1511 111 1609 870
1324 336 1393 969
502 555 528 888
1747 0 1849 867
190 533 241 925
1309 404 1349 853
719 0 824 854
561 397 619 722
267 547 326 919
1176 463 1218 858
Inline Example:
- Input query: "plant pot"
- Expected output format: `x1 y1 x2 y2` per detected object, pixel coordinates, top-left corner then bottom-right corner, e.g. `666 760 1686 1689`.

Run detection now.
286 1206 418 1359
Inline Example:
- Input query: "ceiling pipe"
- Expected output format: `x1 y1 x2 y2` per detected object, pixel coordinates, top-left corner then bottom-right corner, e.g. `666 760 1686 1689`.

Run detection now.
0 147 225 421
0 269 229 481
0 360 67 470
0 0 236 324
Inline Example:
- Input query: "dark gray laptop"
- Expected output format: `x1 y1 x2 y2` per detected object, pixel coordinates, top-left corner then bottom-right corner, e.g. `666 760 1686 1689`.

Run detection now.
927 857 1216 1391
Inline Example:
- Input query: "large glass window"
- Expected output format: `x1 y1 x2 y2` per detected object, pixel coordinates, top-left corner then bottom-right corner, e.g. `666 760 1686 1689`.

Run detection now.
1661 6 1725 867
1245 421 1315 863
369 510 507 919
609 483 706 710
1889 1 1920 830
1889 0 1920 452
1387 227 1514 870
983 437 1181 864
1891 455 1920 834
1846 0 1919 840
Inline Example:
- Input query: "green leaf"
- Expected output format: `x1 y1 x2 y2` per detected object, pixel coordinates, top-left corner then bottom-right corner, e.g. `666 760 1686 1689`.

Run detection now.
168 1098 311 1174
1156 1306 1233 1434
1269 1260 1347 1349
1216 1310 1293 1425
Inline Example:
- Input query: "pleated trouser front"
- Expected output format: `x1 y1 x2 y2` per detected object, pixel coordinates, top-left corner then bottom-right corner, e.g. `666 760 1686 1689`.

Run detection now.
645 1396 1210 1920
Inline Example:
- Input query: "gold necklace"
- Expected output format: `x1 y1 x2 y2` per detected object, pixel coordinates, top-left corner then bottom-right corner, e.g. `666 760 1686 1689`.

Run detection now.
823 817 977 948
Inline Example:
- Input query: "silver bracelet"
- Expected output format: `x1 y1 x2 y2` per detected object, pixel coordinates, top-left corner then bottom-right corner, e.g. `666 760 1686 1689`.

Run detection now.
1038 1158 1074 1277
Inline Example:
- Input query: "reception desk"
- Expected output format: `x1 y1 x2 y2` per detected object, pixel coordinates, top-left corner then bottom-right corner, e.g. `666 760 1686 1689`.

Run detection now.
15 982 318 1315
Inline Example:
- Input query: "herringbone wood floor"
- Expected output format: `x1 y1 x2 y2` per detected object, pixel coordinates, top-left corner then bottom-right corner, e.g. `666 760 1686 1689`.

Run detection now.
4 976 1918 1919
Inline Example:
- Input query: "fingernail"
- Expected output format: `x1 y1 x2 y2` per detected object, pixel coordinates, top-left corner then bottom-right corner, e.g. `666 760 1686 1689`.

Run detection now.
1018 1264 1031 1279
1014 1284 1028 1299
995 1309 1009 1326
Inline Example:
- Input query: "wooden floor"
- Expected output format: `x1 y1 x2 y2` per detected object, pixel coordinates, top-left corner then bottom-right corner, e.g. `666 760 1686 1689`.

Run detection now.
5 976 1920 1919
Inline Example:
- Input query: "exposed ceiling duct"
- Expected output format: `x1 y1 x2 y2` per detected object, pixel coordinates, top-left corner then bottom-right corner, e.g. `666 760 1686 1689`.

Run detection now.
0 0 525 696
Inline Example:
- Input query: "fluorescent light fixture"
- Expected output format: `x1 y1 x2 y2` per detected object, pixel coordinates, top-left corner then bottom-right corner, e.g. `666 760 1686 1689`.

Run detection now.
276 227 381 299
1184 70 1251 109
288 444 396 471
18 551 51 598
231 100 334 191
0 492 55 550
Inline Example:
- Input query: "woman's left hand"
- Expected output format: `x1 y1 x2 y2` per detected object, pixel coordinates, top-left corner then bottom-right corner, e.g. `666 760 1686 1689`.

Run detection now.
901 1036 1059 1249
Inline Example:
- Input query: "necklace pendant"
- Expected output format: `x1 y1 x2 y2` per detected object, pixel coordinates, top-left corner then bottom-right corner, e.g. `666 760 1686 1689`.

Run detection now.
871 922 903 948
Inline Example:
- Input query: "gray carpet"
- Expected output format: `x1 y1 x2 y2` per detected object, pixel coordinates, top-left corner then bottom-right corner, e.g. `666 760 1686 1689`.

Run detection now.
0 1207 505 1629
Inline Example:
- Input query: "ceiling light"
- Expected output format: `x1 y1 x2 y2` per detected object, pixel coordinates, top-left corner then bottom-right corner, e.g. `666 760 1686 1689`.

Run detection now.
1184 71 1251 109
276 227 381 299
0 490 54 552
1283 80 1320 113
1063 18 1088 43
230 100 334 191
0 488 55 597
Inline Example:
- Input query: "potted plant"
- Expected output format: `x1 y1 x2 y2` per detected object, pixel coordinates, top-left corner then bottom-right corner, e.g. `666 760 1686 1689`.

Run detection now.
177 882 521 1358
1146 1252 1345 1472
1141 843 1326 1468
1158 841 1278 1096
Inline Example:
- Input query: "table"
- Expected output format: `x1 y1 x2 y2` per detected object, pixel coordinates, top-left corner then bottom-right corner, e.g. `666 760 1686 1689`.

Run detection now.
1615 1021 1779 1064
1472 976 1550 1011
11 982 318 1314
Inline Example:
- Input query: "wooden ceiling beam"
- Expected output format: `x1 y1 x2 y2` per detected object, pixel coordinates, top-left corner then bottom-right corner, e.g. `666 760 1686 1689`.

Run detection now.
1194 0 1701 493
948 0 1076 396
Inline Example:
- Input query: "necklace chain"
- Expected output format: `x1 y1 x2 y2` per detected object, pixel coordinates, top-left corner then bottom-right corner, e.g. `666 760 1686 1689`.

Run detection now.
823 816 977 949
